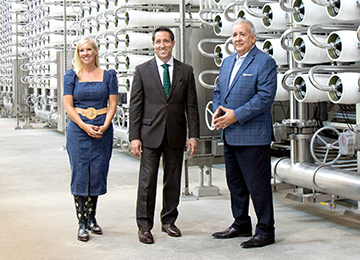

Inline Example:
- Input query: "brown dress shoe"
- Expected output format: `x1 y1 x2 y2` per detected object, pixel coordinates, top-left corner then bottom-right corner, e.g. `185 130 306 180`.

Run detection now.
138 230 154 244
161 224 181 237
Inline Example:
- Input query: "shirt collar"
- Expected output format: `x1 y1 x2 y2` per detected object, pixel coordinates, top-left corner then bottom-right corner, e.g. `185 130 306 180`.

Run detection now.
236 45 255 60
155 55 174 67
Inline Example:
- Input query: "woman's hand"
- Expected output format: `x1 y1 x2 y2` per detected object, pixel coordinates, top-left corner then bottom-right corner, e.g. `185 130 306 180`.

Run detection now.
83 124 102 139
98 125 108 135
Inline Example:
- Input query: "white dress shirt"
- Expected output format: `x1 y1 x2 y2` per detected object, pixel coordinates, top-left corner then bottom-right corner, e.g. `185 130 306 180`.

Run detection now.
155 55 174 86
228 46 254 88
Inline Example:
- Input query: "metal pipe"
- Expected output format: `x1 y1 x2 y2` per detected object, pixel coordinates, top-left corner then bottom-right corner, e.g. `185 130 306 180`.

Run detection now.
279 0 295 13
244 0 265 19
198 70 219 89
197 38 225 58
180 0 185 63
308 65 360 92
280 27 307 52
272 158 360 202
310 0 330 6
223 1 244 22
224 36 234 55
114 5 166 19
114 28 153 41
281 67 309 92
307 24 358 49
198 8 223 27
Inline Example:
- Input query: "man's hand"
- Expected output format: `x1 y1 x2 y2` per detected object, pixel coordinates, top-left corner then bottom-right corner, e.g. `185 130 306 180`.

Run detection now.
213 106 238 130
130 139 143 157
187 138 198 156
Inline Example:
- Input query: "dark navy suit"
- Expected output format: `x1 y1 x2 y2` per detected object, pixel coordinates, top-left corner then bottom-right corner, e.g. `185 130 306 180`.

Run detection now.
213 46 277 237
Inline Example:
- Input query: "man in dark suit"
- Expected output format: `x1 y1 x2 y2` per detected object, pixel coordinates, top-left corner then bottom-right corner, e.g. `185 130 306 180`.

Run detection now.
212 19 277 248
129 26 200 244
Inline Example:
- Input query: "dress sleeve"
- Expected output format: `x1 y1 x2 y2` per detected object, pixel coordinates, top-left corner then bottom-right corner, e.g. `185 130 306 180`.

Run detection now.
63 69 76 95
107 69 118 95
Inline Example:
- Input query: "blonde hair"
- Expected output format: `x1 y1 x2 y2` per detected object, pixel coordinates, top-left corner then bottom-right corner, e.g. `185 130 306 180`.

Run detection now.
74 37 99 78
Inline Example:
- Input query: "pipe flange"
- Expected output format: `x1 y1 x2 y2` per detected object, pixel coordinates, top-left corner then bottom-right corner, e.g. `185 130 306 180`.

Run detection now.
282 119 317 128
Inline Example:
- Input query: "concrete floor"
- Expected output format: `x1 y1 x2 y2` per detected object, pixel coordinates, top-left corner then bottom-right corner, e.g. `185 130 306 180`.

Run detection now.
1 117 360 260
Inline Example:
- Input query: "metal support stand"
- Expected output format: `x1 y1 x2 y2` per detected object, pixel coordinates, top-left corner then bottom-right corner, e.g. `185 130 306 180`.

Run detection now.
181 159 198 201
193 165 220 197
343 201 360 219
15 114 21 129
285 190 338 204
22 116 33 129
182 153 222 198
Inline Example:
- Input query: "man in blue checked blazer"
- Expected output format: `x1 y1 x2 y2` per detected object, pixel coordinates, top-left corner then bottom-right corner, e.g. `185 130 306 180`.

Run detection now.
212 18 277 248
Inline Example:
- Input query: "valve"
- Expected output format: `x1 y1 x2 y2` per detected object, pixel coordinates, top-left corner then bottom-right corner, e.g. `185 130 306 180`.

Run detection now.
205 101 215 131
310 126 341 165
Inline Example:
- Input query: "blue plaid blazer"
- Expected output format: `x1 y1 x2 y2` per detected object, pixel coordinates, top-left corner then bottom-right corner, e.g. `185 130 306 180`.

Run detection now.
213 46 277 146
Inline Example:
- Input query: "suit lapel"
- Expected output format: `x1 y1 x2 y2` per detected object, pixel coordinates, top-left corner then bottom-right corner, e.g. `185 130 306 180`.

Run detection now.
149 58 167 99
224 54 236 91
170 59 181 98
225 47 257 99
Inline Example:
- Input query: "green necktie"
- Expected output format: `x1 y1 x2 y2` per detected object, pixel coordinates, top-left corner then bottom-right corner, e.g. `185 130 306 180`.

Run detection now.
162 63 171 98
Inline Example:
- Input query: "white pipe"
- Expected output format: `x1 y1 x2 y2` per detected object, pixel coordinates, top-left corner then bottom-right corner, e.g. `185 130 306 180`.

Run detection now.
326 31 360 63
41 20 68 30
45 35 77 45
213 13 234 37
213 0 235 5
261 3 288 31
327 73 360 104
327 0 360 22
292 35 330 64
9 47 26 54
126 55 153 71
275 74 290 101
214 43 234 67
262 38 288 66
293 74 329 103
117 55 153 71
125 33 153 50
126 0 196 4
46 6 77 16
124 10 198 27
292 0 333 25
117 77 129 93
10 3 27 11
237 7 269 33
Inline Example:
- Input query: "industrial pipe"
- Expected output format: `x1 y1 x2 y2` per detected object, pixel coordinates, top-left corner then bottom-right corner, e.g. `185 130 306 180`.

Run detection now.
308 65 360 92
272 158 360 202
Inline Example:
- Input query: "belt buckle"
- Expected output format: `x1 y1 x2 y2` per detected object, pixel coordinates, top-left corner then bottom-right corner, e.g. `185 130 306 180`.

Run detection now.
85 107 97 119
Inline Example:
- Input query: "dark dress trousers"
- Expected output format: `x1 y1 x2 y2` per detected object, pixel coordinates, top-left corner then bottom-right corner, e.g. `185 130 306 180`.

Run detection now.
129 57 200 231
213 46 277 237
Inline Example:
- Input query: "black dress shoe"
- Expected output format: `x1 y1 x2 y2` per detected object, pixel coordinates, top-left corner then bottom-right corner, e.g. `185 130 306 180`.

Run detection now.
138 230 154 244
212 227 252 239
161 224 181 237
240 234 275 248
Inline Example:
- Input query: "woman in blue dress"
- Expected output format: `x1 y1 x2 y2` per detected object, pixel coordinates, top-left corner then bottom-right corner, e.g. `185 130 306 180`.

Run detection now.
63 37 118 242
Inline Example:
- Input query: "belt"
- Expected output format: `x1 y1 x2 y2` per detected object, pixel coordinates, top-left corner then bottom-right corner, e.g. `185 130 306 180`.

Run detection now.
75 107 108 120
